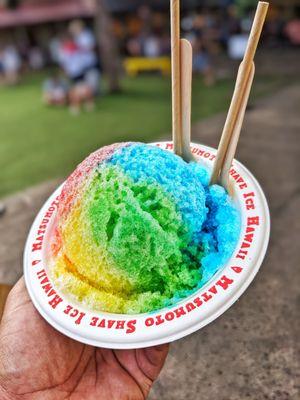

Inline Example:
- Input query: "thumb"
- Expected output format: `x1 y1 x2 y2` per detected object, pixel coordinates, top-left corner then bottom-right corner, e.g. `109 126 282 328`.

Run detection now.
136 344 169 382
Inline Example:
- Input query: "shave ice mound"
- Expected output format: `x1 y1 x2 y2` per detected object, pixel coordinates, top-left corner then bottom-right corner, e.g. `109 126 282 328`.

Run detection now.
50 142 240 314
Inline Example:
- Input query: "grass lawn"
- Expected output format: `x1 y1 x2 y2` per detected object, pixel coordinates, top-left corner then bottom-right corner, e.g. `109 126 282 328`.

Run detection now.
0 71 287 198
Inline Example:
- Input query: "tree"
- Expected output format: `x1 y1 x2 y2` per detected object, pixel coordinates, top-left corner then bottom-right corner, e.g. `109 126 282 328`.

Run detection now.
95 0 122 93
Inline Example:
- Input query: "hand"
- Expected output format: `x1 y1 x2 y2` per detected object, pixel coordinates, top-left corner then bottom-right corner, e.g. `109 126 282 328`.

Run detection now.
0 278 169 400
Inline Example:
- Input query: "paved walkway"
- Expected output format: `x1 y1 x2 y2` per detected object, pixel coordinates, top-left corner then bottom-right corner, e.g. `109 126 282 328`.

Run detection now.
0 180 61 285
0 84 299 399
150 84 300 400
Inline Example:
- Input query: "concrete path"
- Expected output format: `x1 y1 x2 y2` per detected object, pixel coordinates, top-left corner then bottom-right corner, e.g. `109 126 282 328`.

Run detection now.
0 84 299 399
0 180 61 284
150 84 300 400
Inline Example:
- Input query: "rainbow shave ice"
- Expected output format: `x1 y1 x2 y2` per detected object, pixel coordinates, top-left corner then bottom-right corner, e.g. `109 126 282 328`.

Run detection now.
50 143 240 314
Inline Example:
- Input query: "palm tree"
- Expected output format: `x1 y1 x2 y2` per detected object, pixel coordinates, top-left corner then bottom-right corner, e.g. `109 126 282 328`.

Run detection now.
95 0 122 93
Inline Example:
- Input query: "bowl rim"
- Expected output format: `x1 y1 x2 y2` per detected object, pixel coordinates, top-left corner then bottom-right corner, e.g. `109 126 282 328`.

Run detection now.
24 142 270 349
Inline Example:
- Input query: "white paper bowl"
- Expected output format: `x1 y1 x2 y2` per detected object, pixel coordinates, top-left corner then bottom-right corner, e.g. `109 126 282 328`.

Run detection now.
24 142 270 349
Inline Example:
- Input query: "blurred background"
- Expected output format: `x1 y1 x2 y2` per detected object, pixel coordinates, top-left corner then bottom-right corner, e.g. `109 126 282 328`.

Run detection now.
0 0 299 198
0 1 299 399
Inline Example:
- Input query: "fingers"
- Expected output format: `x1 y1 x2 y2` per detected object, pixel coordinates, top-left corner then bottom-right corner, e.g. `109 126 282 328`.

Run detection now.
107 345 169 399
1 277 30 322
113 349 153 396
136 343 170 382
6 277 27 302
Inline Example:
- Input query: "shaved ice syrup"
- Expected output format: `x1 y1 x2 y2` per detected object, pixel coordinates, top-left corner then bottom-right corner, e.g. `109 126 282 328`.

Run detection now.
24 142 270 349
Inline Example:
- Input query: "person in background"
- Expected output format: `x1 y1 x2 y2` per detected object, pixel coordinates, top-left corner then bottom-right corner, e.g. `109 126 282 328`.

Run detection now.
126 36 142 56
69 19 98 74
192 37 215 86
43 73 69 107
143 35 161 58
67 21 100 113
227 31 248 60
220 3 241 50
160 31 171 56
49 35 62 64
58 34 97 114
285 8 300 46
68 82 95 115
69 20 96 52
58 34 83 82
183 14 215 86
1 45 21 85
226 5 248 60
28 47 45 70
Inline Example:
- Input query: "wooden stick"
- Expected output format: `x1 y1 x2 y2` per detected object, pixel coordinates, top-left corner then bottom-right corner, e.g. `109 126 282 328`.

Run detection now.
220 62 255 191
170 0 182 157
210 1 269 185
180 38 195 162
243 2 269 70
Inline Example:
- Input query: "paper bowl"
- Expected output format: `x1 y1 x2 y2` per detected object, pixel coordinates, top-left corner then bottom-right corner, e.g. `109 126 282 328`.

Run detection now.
24 142 270 349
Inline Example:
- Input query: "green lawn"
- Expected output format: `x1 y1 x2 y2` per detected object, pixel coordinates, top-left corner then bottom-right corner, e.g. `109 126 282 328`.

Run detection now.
0 72 286 198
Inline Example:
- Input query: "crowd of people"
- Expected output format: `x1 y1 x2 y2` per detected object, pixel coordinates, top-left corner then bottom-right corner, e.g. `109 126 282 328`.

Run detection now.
43 20 100 114
0 45 21 85
0 43 49 85
0 5 299 99
121 6 216 85
0 20 100 114
118 4 300 85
